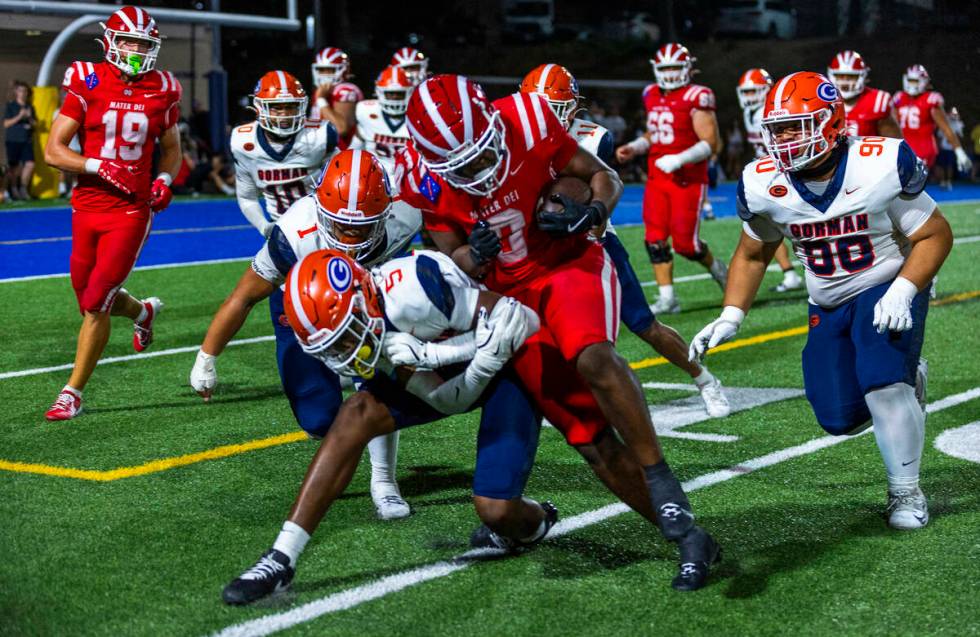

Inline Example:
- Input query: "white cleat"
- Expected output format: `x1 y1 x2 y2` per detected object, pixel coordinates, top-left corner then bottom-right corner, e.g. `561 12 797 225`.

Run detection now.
649 295 681 315
371 482 411 520
887 487 929 530
709 259 728 290
698 377 731 418
771 270 803 293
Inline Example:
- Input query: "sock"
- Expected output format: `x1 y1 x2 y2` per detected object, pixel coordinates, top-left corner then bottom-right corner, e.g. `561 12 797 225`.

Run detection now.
659 284 675 301
368 430 399 485
693 368 713 386
135 303 149 323
643 460 695 541
865 382 924 493
272 520 310 566
63 385 81 397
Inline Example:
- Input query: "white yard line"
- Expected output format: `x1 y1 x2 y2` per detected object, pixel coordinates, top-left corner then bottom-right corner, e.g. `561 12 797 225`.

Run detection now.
0 224 254 246
0 335 275 380
211 386 980 637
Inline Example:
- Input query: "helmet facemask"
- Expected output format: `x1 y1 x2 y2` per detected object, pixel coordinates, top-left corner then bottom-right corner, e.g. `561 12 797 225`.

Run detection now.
737 85 769 110
903 72 927 96
312 64 346 88
297 289 385 379
254 97 308 137
316 199 392 260
422 111 511 197
399 61 428 86
652 62 691 91
762 109 836 173
828 70 865 100
102 28 160 76
543 96 578 130
377 85 410 116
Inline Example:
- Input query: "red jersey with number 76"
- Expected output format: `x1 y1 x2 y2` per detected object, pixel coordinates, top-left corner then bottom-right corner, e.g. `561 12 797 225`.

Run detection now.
397 92 583 294
641 83 715 185
61 60 181 214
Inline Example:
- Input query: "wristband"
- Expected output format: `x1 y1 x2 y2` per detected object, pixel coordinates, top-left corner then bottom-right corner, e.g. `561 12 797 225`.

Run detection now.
628 136 651 154
316 97 328 109
156 172 173 187
719 305 746 326
890 276 919 297
84 158 102 174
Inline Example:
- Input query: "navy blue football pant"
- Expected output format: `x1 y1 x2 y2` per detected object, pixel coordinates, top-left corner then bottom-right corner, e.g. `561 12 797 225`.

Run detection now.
600 232 656 334
270 288 343 438
360 367 542 500
802 280 930 435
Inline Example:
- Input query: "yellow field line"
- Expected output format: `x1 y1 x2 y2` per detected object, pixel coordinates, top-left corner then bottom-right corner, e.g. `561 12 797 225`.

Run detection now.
3 289 976 483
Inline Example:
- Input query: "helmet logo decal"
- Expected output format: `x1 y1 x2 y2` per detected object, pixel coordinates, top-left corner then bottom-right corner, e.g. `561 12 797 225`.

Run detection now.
817 82 838 102
327 257 353 292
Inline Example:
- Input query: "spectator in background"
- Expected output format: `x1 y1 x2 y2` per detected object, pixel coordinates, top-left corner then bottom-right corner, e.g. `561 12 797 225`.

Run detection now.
936 107 964 190
723 122 744 180
207 153 235 195
3 81 37 200
970 120 980 182
603 104 628 145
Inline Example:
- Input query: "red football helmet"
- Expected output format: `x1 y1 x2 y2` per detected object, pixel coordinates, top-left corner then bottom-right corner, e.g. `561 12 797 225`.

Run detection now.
650 42 694 91
312 47 350 88
251 71 308 136
519 63 580 130
284 249 385 378
315 149 393 260
761 72 845 173
405 74 510 197
736 68 773 111
390 47 429 85
375 66 414 116
903 64 930 96
827 50 869 100
100 6 161 76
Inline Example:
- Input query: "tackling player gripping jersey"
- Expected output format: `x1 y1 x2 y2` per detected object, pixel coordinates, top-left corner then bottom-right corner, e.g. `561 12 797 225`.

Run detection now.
641 83 716 184
844 88 892 137
737 136 933 309
892 90 945 167
230 120 338 223
350 99 409 177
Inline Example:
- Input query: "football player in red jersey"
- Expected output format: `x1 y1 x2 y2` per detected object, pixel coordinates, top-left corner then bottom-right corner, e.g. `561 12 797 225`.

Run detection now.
892 65 971 173
827 50 901 138
311 47 362 148
399 75 720 591
390 46 429 86
42 5 182 421
616 43 726 315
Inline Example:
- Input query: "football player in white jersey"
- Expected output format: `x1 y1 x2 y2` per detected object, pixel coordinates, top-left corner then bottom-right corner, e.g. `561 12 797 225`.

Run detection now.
222 155 554 606
736 67 802 294
190 149 422 520
350 66 412 177
231 70 337 238
520 63 730 418
691 73 953 530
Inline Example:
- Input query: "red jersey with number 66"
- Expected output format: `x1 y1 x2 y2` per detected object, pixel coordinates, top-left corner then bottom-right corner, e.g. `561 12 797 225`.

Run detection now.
641 83 715 184
61 60 181 214
397 92 582 293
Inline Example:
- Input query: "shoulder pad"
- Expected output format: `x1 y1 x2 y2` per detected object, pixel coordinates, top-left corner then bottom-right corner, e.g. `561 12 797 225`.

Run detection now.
414 253 456 321
265 225 299 277
897 140 928 196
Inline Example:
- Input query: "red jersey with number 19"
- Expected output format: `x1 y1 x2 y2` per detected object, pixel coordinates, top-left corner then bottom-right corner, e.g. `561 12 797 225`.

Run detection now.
61 60 181 214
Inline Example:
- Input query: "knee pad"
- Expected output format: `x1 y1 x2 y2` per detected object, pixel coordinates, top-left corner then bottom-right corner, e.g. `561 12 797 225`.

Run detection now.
680 240 709 262
645 241 672 264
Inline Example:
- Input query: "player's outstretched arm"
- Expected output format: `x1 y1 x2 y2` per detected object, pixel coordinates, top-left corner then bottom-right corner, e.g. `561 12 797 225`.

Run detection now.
44 114 87 173
191 268 276 400
931 107 972 172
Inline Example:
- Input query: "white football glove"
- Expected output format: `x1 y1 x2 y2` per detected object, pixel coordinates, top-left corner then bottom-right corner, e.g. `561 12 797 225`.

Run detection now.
473 298 531 373
873 276 918 334
688 306 745 362
954 147 972 174
654 153 683 174
383 332 430 368
190 349 218 401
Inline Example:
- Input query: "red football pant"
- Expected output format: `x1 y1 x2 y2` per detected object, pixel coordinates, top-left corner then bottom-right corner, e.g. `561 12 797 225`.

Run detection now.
508 243 621 446
642 178 706 258
70 210 152 314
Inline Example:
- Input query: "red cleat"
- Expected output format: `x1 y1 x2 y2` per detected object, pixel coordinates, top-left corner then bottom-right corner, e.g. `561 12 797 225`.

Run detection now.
133 297 163 352
45 389 83 421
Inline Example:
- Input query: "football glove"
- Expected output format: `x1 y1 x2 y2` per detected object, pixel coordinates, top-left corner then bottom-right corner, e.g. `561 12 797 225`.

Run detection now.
537 195 606 237
872 276 918 334
97 160 141 195
472 299 530 373
468 220 501 266
383 332 477 370
654 154 683 174
148 177 173 213
688 306 745 362
955 147 972 174
190 349 218 401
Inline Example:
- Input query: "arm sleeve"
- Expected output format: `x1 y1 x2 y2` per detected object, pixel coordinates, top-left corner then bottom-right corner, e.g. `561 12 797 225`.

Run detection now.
234 155 269 233
887 190 936 237
595 131 615 164
896 141 928 197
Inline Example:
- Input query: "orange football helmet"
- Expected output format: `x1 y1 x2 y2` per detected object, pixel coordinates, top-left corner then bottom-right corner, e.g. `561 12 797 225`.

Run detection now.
252 70 308 136
312 46 350 87
827 50 869 100
519 63 581 130
736 68 773 111
390 47 429 85
650 42 694 91
315 149 393 260
375 66 414 116
284 249 385 378
761 72 845 173
100 6 161 76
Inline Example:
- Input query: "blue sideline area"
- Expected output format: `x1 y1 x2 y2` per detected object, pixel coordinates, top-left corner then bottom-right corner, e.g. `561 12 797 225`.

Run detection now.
2 182 979 281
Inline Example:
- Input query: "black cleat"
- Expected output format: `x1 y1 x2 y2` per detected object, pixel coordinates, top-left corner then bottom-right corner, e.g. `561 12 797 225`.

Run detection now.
671 526 721 592
470 501 559 552
222 549 295 605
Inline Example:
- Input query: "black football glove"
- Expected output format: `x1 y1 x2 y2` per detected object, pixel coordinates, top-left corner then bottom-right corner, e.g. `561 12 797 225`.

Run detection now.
468 220 501 266
537 194 607 237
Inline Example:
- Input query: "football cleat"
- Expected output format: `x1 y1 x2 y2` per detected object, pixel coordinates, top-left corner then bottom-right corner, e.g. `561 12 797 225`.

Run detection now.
133 297 163 353
371 481 411 520
470 501 558 552
222 549 294 605
649 295 681 315
697 377 730 418
887 487 929 530
915 357 928 416
45 389 82 421
770 270 803 293
709 259 728 291
672 526 721 591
